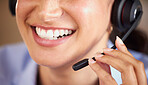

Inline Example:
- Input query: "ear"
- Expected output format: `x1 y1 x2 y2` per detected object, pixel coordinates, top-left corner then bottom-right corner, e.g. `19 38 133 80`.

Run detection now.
107 24 113 35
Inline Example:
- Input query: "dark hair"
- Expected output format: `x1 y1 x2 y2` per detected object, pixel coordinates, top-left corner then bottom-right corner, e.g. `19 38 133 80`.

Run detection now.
9 0 17 16
110 28 148 55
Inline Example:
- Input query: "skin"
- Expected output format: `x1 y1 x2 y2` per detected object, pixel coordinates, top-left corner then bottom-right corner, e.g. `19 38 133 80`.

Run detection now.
89 36 147 85
16 0 147 85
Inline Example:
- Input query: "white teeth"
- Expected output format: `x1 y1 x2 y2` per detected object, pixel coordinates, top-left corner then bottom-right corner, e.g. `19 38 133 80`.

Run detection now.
40 29 46 38
54 30 59 37
60 30 64 36
35 27 74 40
65 30 68 35
36 27 40 35
47 30 53 39
53 37 57 40
68 30 72 34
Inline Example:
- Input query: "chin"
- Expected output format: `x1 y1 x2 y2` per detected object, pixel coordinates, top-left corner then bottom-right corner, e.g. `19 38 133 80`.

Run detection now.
28 48 77 69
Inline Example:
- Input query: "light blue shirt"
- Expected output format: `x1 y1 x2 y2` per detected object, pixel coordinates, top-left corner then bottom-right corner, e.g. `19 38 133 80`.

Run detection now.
0 41 148 85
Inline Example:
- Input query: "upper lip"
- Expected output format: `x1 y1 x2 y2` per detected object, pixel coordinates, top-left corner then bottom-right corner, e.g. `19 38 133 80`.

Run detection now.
30 24 76 31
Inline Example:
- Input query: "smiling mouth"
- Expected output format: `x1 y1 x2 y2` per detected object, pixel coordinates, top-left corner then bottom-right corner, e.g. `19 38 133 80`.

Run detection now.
31 26 76 40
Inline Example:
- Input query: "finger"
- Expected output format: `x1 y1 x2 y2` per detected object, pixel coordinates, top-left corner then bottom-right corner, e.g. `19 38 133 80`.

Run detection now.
104 47 147 85
115 36 147 85
95 54 138 85
96 52 111 74
115 36 133 56
103 48 138 65
89 58 117 85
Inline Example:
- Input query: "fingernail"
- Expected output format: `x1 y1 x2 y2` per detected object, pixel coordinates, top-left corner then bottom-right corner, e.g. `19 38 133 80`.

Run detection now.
103 48 113 52
116 36 124 45
89 58 96 64
96 53 103 57
95 54 103 59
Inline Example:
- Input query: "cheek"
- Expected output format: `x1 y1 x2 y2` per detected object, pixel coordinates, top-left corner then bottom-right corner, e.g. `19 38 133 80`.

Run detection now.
16 0 38 21
65 0 108 30
64 0 109 38
16 0 39 40
16 0 40 58
63 0 110 53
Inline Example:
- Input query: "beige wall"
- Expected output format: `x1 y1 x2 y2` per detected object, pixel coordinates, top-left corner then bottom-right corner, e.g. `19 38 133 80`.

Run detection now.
0 0 22 46
0 0 148 46
139 0 148 33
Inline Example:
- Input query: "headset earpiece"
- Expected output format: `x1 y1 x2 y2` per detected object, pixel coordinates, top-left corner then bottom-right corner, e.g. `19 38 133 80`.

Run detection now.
72 0 143 71
111 0 142 32
9 0 17 16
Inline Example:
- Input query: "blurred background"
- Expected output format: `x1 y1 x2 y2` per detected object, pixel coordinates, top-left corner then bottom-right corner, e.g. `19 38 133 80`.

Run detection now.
0 0 22 46
0 0 148 53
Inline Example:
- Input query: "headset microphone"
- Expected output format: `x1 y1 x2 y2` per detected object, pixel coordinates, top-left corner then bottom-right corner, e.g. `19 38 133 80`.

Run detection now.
72 0 143 71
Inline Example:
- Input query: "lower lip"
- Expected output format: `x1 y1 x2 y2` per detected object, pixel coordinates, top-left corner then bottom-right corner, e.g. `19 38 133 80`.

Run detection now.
32 29 73 47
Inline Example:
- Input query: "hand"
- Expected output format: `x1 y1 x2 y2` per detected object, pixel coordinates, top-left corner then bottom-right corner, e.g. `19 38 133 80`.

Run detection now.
89 36 147 85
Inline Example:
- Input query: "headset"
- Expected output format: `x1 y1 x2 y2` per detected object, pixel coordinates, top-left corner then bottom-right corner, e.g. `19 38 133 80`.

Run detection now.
9 0 143 71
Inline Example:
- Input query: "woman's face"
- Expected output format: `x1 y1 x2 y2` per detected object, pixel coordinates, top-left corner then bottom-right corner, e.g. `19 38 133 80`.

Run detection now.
16 0 113 68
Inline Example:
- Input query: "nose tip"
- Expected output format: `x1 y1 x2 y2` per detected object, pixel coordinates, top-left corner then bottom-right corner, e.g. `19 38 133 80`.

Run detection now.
39 7 63 22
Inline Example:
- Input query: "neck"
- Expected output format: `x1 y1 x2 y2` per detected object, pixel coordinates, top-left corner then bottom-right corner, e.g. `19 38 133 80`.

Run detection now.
39 65 99 85
38 32 109 85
